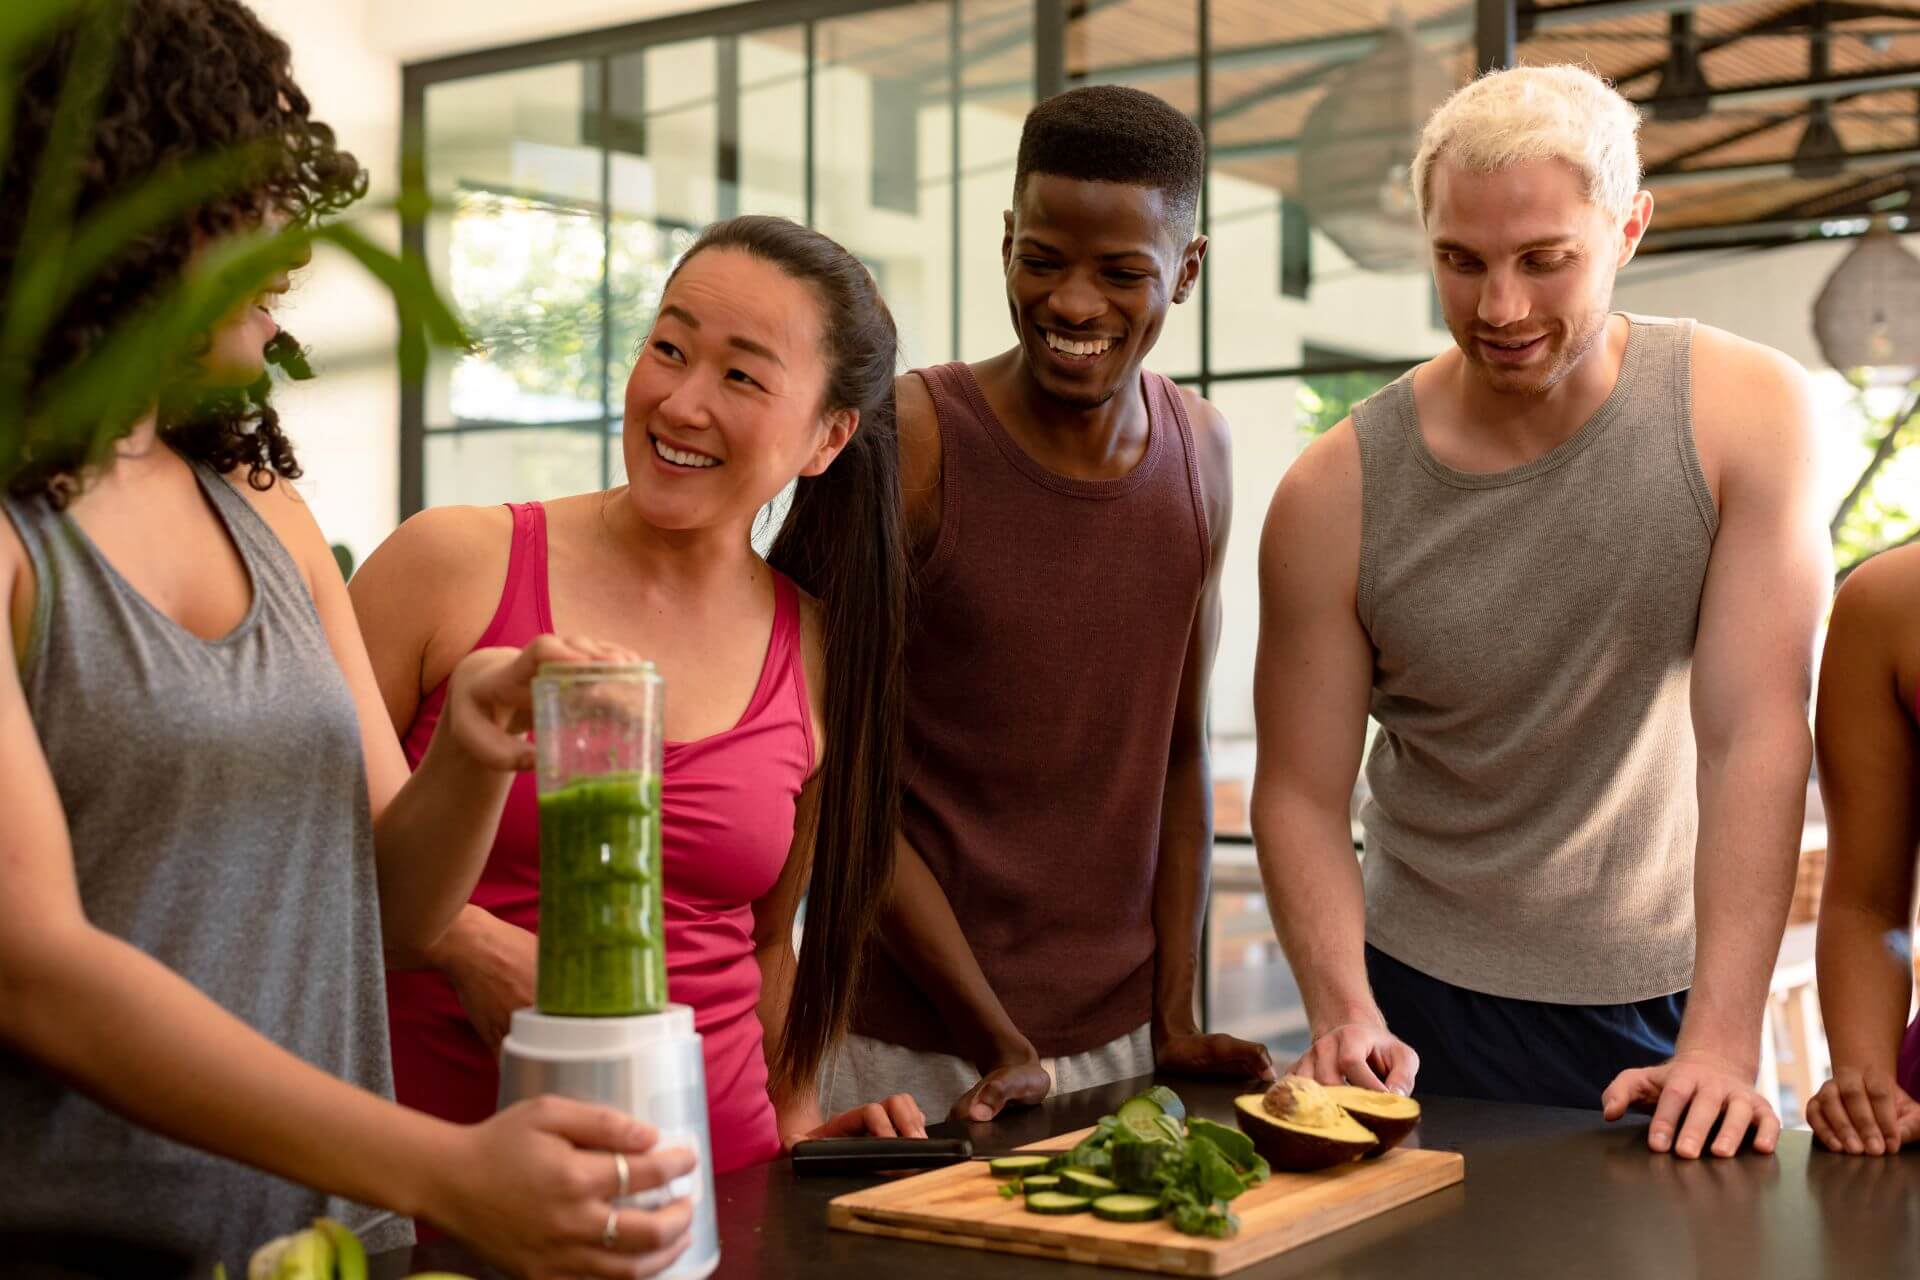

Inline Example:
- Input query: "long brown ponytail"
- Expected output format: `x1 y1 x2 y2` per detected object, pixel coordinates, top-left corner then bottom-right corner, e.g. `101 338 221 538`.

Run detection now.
665 215 904 1094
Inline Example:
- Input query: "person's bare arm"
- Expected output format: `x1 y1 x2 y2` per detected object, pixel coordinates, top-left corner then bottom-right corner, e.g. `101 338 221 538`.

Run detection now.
1808 549 1920 1154
874 370 1050 1121
0 521 692 1278
249 489 539 962
1602 333 1829 1158
349 504 549 1046
1153 392 1272 1081
1251 422 1417 1092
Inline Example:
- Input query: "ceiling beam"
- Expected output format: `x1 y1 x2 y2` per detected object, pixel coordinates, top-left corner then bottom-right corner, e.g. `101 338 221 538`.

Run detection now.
1645 106 1815 173
1639 211 1911 251
1634 61 1920 111
1756 163 1914 219
1647 143 1920 187
1615 4 1814 89
1213 135 1920 192
1208 60 1347 124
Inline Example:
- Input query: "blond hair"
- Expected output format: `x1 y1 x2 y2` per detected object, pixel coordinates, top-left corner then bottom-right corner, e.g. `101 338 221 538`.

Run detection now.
1412 64 1642 224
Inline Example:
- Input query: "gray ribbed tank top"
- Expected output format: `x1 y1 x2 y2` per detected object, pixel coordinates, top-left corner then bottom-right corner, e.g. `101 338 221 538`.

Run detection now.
1353 314 1716 1004
0 460 410 1265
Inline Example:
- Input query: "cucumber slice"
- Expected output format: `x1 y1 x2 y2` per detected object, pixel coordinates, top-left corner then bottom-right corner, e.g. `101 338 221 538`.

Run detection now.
1110 1140 1168 1193
1060 1169 1119 1198
1090 1194 1165 1223
988 1155 1053 1179
1138 1086 1187 1122
1117 1087 1187 1141
1018 1174 1062 1194
1024 1191 1094 1215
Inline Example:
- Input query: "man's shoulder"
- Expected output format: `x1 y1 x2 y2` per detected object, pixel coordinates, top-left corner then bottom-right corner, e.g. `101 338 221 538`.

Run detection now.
1679 321 1816 487
1683 320 1808 391
1263 420 1361 567
894 370 942 526
1168 381 1231 480
1169 381 1229 445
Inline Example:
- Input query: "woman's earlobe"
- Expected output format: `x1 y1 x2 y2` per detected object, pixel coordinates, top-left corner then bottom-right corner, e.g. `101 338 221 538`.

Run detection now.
800 408 860 477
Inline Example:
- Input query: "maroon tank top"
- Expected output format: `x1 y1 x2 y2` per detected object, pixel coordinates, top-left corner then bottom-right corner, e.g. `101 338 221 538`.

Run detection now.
853 363 1210 1058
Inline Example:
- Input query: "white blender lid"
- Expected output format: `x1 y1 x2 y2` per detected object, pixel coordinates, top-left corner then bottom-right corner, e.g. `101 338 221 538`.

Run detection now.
508 1004 696 1056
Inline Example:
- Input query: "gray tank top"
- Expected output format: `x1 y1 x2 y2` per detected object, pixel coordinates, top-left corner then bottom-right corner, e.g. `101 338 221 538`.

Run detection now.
0 460 411 1265
1352 314 1716 1004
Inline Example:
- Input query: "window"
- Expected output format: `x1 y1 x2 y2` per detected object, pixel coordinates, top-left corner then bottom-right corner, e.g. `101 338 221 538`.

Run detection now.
400 0 1465 729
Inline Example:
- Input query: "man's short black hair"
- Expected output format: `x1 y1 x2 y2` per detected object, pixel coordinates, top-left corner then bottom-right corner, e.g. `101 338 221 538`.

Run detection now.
1013 85 1205 236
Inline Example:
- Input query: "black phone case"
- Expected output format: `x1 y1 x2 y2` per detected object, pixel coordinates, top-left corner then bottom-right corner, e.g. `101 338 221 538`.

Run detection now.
788 1136 974 1176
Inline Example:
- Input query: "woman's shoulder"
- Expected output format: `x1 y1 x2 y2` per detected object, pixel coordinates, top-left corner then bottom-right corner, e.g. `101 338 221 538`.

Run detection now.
351 503 517 600
1833 546 1920 632
1829 548 1920 704
222 466 334 590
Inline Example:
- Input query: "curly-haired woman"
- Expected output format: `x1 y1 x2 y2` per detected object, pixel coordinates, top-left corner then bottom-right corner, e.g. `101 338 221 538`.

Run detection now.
0 3 696 1274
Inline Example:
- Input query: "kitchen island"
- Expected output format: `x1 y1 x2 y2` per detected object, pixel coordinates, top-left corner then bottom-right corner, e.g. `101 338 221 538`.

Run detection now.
382 1074 1919 1279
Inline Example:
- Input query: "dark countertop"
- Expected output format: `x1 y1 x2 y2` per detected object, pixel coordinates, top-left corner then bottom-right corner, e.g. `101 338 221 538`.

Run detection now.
382 1074 1920 1280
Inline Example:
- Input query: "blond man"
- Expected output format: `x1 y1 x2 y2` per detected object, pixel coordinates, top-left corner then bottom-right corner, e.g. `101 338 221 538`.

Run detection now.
1251 65 1829 1158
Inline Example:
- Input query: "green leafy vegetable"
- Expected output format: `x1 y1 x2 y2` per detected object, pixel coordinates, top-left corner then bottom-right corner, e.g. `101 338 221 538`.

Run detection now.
1024 1087 1256 1239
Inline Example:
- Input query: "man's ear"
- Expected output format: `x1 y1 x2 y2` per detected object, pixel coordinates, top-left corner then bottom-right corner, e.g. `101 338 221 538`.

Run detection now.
1172 234 1209 305
1002 208 1016 274
798 406 859 478
1617 189 1655 269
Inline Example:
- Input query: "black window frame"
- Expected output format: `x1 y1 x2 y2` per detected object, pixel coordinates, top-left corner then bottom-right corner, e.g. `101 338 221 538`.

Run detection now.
398 0 1515 517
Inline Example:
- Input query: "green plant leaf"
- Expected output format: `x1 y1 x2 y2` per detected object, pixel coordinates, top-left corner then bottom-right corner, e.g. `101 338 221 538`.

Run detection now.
0 0 77 52
51 142 279 318
24 225 320 436
0 0 91 172
0 0 119 409
315 222 471 348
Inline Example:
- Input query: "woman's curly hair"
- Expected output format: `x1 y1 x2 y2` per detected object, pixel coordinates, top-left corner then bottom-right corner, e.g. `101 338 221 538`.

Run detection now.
3 0 366 502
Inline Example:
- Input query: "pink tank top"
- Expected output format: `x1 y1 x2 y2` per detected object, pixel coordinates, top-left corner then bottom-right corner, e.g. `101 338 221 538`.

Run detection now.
387 502 812 1178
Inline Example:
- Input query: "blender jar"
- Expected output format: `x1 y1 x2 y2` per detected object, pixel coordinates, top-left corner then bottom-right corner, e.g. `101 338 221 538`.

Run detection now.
531 661 666 1016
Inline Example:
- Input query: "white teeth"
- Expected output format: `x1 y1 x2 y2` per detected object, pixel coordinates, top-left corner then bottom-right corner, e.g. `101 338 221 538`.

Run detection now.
653 437 718 468
1044 331 1116 358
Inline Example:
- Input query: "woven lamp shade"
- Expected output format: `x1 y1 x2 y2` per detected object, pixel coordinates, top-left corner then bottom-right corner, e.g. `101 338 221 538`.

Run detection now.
1294 18 1452 274
1812 221 1920 375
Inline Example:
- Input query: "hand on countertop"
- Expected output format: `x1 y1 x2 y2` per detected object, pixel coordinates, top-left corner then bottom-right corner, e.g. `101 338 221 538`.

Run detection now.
950 1050 1052 1124
1288 1021 1419 1094
786 1094 928 1148
1155 1031 1277 1083
1806 1066 1920 1156
1602 1049 1781 1159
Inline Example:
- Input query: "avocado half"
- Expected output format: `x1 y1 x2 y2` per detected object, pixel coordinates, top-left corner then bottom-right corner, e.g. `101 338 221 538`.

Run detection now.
1232 1078 1378 1172
1321 1085 1422 1156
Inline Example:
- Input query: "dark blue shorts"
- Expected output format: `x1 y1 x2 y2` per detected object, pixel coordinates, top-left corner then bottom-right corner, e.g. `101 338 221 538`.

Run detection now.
1365 944 1688 1110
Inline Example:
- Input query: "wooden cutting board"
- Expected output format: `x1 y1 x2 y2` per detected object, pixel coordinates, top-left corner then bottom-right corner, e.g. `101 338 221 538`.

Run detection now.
828 1126 1464 1277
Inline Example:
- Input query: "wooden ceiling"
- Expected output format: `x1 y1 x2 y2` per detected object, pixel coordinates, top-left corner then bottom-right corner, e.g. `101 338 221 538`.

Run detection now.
790 1 1920 251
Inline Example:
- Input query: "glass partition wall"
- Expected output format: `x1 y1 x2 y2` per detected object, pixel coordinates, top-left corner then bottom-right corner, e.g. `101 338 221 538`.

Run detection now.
401 0 1463 538
401 0 1473 1054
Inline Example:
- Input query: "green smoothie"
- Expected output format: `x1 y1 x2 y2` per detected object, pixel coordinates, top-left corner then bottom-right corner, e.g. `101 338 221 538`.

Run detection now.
535 771 666 1016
